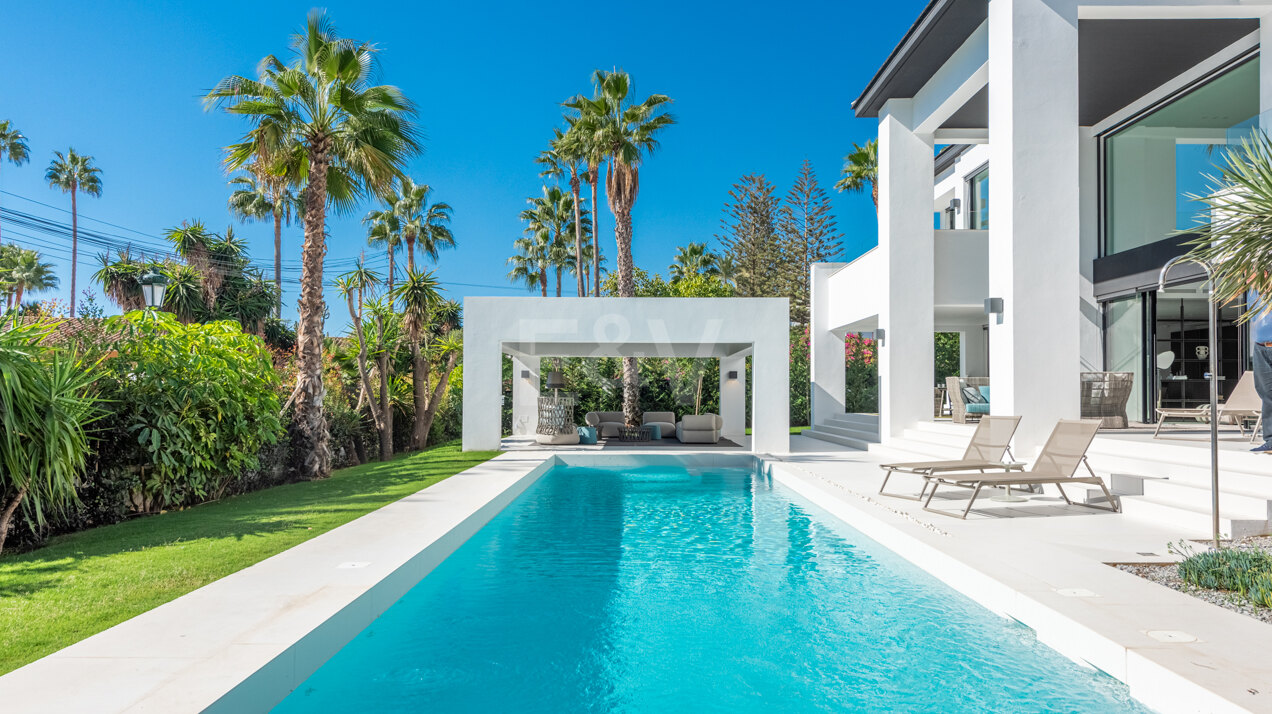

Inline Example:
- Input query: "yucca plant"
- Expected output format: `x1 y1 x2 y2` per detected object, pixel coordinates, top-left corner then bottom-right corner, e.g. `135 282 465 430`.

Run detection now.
0 320 99 554
1184 131 1272 316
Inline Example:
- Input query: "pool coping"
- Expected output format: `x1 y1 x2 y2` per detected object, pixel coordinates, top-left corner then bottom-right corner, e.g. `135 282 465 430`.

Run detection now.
766 458 1272 714
0 452 555 714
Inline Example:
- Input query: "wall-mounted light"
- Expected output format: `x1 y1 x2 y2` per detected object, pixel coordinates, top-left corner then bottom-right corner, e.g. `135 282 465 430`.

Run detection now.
520 370 530 380
875 328 885 347
727 370 739 380
984 297 1004 325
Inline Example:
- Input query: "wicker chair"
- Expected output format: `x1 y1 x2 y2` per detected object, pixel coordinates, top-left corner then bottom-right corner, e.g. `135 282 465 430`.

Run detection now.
1079 372 1134 429
946 376 991 424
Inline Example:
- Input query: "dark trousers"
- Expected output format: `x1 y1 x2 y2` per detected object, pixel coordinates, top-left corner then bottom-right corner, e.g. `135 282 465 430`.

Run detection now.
1255 342 1272 441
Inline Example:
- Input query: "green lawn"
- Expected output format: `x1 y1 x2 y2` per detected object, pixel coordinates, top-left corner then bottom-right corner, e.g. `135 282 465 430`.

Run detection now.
0 441 497 675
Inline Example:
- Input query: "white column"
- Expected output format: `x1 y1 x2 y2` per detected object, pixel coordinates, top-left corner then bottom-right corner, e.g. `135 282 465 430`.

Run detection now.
461 331 502 451
878 99 936 442
751 330 790 454
719 354 747 441
511 356 540 436
1078 127 1102 373
987 0 1081 450
963 326 989 378
810 263 848 425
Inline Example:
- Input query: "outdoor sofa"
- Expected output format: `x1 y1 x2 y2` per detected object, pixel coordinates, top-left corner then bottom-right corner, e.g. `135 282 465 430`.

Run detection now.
584 411 626 439
677 414 723 444
946 377 990 424
642 411 677 439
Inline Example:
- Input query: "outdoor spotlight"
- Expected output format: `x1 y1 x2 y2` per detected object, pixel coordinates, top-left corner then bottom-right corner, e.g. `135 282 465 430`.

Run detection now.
984 297 1004 325
727 371 738 380
520 370 530 380
139 269 169 311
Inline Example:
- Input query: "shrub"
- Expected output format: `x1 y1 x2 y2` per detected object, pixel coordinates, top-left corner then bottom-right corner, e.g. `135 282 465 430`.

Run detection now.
99 312 284 509
1176 545 1272 597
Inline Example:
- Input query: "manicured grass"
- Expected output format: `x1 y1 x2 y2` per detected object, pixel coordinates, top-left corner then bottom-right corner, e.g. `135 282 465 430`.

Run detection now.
745 426 810 435
0 441 498 675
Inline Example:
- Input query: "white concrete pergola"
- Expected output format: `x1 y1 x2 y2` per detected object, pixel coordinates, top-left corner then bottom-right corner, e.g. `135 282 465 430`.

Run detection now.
462 297 791 454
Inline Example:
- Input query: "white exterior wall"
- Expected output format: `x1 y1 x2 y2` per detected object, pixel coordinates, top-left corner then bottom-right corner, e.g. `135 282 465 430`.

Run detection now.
878 99 936 442
719 355 747 440
462 297 790 454
810 263 849 424
510 356 539 436
986 0 1082 450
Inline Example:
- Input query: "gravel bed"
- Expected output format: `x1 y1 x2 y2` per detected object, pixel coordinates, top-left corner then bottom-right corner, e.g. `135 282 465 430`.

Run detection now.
1115 536 1272 625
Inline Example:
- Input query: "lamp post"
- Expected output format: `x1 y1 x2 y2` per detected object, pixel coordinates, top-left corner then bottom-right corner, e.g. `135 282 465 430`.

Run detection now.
138 269 169 313
1159 256 1221 549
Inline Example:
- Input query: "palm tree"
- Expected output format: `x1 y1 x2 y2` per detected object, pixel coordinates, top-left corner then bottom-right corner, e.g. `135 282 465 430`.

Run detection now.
208 11 420 479
227 167 295 315
393 178 454 271
669 243 720 282
715 254 738 288
507 231 549 296
0 121 31 247
391 268 443 450
365 205 403 304
538 128 588 296
522 186 578 297
2 248 59 308
335 269 386 454
570 69 674 425
836 139 878 211
562 112 606 297
45 148 103 318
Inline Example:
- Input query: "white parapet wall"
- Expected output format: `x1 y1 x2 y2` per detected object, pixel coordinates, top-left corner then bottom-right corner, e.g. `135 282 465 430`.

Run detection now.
462 297 791 454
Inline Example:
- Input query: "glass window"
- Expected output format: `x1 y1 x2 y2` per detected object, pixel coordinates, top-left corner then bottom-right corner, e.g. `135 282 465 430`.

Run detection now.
1104 58 1259 254
1104 295 1144 423
968 168 989 229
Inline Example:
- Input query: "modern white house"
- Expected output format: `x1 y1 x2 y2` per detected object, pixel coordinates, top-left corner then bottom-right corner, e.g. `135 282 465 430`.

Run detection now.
811 0 1272 451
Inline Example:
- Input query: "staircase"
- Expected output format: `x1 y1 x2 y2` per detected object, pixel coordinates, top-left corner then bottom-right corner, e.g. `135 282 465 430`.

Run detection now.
804 413 880 450
863 420 1272 538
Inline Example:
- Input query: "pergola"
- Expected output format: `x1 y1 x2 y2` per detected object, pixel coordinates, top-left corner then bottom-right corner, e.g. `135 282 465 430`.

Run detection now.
462 297 791 454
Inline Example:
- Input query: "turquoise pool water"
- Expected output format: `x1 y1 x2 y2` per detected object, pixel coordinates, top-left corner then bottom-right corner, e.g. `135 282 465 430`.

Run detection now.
274 463 1150 713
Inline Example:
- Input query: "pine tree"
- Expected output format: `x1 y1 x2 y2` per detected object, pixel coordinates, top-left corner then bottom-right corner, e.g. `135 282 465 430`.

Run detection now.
779 160 844 326
716 174 782 298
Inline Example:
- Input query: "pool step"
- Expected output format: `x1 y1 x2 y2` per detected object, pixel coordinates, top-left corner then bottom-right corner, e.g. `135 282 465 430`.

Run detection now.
804 413 879 451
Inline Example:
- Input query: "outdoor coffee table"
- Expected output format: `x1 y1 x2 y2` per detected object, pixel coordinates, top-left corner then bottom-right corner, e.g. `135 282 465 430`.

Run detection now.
617 426 652 442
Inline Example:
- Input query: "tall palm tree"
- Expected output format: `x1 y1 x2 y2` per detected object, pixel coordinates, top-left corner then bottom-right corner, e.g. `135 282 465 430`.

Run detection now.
538 128 588 296
227 165 296 315
836 139 878 211
562 113 606 297
715 254 738 288
207 11 420 480
522 186 578 297
391 268 443 450
507 231 550 296
0 121 30 247
393 178 454 271
365 204 403 304
669 242 720 282
45 148 103 318
570 69 675 425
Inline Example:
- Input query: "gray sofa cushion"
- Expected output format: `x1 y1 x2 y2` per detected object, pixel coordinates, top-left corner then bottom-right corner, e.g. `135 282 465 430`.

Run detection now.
642 411 676 436
584 411 625 438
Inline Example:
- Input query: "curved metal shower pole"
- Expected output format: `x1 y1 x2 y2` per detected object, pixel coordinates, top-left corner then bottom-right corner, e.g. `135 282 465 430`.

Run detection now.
1159 256 1221 549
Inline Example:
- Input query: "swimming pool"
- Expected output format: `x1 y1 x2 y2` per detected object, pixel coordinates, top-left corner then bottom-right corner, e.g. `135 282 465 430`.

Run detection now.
274 461 1150 712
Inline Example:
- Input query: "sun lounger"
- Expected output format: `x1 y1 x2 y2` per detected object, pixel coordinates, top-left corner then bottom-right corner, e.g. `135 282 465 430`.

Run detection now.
878 416 1023 500
1154 371 1261 440
921 419 1118 519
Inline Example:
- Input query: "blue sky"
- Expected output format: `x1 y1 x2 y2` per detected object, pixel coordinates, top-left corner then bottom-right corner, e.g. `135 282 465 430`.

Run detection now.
0 0 926 328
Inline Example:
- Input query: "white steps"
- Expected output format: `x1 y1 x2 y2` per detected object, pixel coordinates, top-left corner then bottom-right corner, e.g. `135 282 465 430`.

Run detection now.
804 413 880 451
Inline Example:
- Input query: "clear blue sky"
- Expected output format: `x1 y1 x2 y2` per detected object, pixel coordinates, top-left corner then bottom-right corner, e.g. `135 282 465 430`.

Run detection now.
0 0 927 329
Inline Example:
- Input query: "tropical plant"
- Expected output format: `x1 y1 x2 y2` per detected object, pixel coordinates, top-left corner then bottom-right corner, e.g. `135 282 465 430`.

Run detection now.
562 111 606 297
519 185 584 296
0 319 99 554
392 177 454 271
836 139 878 210
507 230 550 296
227 167 296 315
0 120 31 247
715 254 738 287
538 128 589 296
207 11 420 479
101 312 283 508
567 70 674 425
392 268 443 450
669 242 720 282
45 148 103 318
0 246 59 309
365 204 403 305
1184 132 1272 319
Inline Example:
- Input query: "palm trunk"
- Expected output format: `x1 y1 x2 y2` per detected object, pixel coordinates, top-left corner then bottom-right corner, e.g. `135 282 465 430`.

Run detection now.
555 267 562 297
291 143 333 480
590 173 600 297
540 269 547 297
615 202 640 425
872 181 879 212
345 290 383 431
386 248 396 308
410 329 429 450
406 235 416 272
13 284 24 309
377 351 393 461
416 351 458 448
0 487 26 555
571 173 584 296
273 208 283 317
70 188 78 318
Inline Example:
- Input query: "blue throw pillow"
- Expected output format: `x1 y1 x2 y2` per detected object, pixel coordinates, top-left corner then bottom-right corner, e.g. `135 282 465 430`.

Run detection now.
577 426 598 445
978 386 991 403
961 386 986 404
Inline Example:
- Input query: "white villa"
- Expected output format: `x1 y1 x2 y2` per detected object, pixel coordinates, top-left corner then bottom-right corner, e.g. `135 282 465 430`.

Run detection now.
810 0 1272 453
